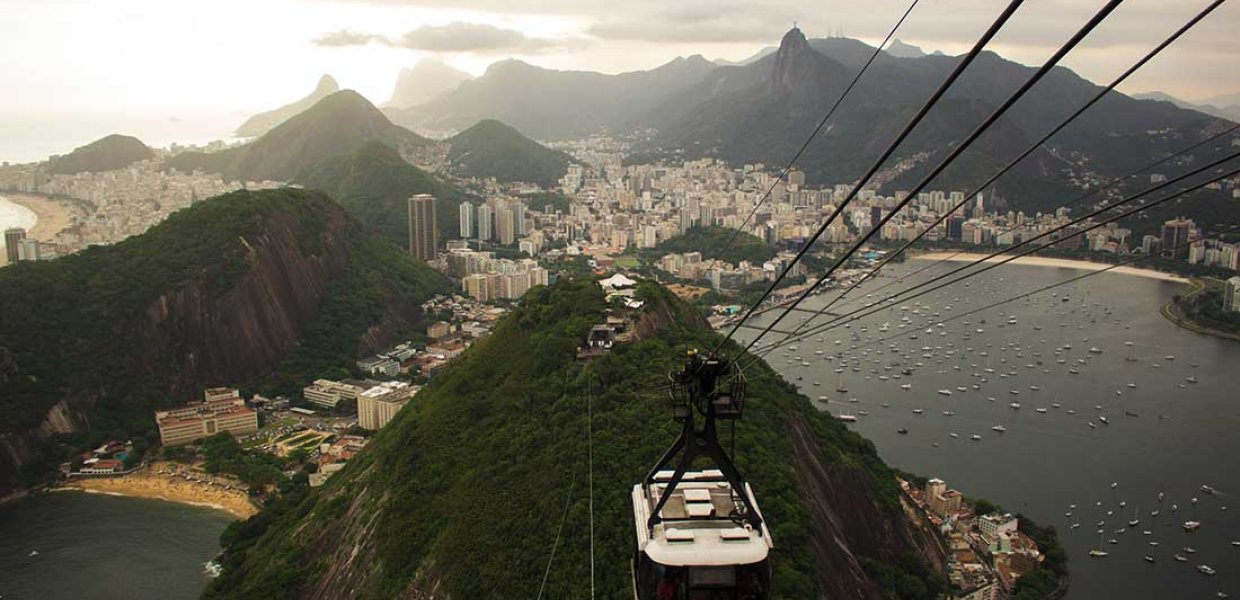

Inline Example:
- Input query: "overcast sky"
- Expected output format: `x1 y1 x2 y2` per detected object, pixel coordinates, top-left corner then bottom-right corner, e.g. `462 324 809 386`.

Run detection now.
2 0 1237 118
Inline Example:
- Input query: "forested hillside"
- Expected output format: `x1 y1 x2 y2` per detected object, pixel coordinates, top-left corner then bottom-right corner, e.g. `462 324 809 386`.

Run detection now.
204 278 946 600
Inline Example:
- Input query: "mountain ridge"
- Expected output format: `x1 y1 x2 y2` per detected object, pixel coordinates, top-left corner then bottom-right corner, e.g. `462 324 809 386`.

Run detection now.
47 134 154 174
236 75 340 138
202 278 949 599
0 188 451 494
386 59 473 109
168 90 429 183
444 119 575 186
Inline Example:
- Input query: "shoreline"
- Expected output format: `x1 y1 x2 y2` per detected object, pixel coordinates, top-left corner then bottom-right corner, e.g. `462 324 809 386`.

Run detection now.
4 193 75 240
1160 279 1240 342
911 252 1188 283
54 462 257 519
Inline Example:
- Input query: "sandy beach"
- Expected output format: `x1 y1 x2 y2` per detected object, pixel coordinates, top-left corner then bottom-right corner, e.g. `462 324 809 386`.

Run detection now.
57 461 257 519
5 193 75 239
911 252 1188 283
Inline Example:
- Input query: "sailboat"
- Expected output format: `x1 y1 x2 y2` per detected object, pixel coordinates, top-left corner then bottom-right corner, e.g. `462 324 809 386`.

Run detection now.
1129 506 1140 527
1089 531 1109 557
835 371 848 393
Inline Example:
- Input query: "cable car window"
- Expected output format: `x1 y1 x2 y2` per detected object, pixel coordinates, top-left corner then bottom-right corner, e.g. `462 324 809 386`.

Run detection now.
689 567 735 588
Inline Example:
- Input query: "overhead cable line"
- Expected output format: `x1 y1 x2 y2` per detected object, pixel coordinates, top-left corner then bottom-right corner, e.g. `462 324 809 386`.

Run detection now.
761 0 1229 348
737 0 1128 357
788 121 1240 326
743 223 1240 370
712 0 923 263
746 156 1240 359
711 0 1029 359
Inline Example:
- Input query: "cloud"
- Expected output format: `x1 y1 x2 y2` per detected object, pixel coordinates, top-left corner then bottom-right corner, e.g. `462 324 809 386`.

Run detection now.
312 22 566 54
394 22 560 52
312 29 385 47
589 3 791 44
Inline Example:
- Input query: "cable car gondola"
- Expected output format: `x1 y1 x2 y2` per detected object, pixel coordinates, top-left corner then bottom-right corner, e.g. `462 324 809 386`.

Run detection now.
632 350 773 600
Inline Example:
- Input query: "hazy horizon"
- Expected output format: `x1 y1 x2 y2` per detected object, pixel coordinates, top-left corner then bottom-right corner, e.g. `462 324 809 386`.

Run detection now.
2 0 1238 124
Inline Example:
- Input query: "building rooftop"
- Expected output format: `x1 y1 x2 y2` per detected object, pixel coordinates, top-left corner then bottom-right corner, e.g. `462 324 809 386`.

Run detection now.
631 469 772 567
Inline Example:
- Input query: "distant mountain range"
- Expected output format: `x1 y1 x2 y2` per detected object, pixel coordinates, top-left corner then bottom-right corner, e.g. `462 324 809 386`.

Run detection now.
1130 91 1240 124
169 90 429 182
47 134 153 175
444 119 575 186
386 59 473 109
235 75 340 138
385 55 719 139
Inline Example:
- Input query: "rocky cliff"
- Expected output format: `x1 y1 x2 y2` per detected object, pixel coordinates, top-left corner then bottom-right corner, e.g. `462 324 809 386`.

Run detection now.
0 188 450 495
204 279 946 599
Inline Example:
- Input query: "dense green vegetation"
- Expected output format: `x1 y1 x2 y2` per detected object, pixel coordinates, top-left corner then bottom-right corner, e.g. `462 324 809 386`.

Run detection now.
861 552 946 600
0 188 449 485
520 190 574 214
201 433 286 491
1172 285 1240 334
446 119 575 186
969 499 1068 600
167 91 428 183
204 278 930 599
1011 515 1068 600
649 225 777 265
299 140 473 249
47 133 154 174
254 212 451 398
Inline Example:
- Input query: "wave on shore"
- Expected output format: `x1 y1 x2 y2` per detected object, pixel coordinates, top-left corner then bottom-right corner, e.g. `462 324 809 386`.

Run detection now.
912 252 1187 283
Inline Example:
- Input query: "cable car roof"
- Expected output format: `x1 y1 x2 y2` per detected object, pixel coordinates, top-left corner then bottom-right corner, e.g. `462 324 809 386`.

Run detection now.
632 471 773 567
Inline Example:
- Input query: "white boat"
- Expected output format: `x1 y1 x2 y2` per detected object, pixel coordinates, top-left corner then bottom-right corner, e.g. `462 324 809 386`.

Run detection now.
992 425 1007 433
913 409 924 414
901 384 912 390
1089 530 1109 557
1174 554 1188 562
970 434 981 441
937 389 952 396
1036 407 1047 414
1009 403 1022 409
836 415 858 423
1184 521 1201 532
1197 564 1216 576
1201 485 1216 495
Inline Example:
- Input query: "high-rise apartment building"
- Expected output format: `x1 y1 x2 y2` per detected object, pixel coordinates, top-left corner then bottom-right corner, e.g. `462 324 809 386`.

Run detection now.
407 194 438 262
496 204 516 245
1225 276 1240 313
1161 217 1194 259
476 203 493 242
4 228 26 264
459 202 474 239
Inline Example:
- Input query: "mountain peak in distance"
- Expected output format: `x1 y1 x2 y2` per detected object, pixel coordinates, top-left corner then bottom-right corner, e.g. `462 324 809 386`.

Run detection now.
235 74 341 137
885 38 925 58
386 59 473 109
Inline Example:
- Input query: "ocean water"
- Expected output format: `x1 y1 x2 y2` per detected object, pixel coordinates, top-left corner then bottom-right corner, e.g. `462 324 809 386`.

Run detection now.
0 195 38 257
740 261 1239 599
0 491 234 600
0 112 242 165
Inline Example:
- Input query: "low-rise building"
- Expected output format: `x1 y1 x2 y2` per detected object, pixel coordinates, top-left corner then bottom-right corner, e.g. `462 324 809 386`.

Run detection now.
79 458 124 474
357 355 400 377
155 389 258 446
302 379 368 410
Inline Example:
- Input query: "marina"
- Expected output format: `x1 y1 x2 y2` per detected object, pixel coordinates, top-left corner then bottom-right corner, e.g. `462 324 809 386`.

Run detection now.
740 261 1239 599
